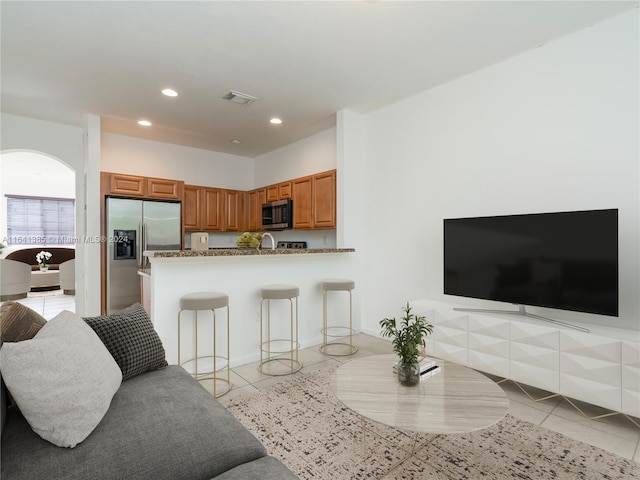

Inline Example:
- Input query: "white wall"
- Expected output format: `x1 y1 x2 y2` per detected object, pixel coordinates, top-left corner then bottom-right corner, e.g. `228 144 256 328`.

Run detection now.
101 128 337 191
253 128 336 187
0 113 97 315
359 10 640 332
101 133 254 191
251 128 339 248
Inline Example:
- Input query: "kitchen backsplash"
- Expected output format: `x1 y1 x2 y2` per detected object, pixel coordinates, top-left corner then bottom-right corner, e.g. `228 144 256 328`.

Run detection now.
183 229 337 250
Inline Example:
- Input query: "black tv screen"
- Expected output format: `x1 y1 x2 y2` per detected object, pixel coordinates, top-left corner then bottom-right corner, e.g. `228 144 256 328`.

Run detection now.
444 209 618 317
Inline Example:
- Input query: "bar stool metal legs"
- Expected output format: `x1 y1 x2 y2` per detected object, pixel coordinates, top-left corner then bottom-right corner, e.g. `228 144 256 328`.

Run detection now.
320 279 357 356
259 284 302 376
178 292 231 397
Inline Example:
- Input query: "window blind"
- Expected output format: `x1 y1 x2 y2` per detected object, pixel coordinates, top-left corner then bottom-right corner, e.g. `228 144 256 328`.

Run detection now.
6 196 75 245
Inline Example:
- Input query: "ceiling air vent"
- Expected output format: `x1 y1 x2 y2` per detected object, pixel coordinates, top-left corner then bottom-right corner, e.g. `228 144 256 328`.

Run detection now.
222 90 257 106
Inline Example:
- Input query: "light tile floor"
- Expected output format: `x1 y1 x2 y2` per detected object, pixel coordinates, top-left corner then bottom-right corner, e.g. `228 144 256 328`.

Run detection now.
11 289 76 319
215 333 640 463
11 293 640 463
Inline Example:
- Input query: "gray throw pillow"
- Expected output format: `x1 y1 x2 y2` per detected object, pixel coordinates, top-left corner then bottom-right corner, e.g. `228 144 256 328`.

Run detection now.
83 303 167 381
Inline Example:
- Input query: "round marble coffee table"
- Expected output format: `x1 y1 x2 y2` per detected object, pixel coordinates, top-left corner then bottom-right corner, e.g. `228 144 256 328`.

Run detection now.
330 354 509 434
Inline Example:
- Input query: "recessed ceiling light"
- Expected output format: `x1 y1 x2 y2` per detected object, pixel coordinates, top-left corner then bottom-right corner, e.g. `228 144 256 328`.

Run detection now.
231 139 241 144
138 120 152 127
270 118 282 125
162 88 178 97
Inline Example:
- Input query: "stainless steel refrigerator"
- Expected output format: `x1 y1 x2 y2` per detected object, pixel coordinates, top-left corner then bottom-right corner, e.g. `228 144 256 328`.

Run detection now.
106 197 181 314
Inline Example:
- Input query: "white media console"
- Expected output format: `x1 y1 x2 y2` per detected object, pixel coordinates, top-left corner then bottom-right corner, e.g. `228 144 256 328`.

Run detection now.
411 300 640 419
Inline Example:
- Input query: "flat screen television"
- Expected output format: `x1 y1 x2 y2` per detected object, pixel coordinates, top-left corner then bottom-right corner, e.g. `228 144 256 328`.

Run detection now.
443 209 618 317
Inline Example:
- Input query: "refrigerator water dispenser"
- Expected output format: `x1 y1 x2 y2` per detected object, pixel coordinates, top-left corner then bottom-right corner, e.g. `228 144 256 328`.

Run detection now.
114 229 136 260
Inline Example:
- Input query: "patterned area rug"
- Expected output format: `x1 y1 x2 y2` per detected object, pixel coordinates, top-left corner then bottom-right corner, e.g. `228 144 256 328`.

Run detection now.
222 365 638 479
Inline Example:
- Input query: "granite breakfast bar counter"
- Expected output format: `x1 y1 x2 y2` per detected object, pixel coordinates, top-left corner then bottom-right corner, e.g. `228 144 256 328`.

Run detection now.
144 248 358 369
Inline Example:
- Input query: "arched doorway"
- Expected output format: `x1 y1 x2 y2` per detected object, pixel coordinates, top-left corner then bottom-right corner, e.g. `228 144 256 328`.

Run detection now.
0 150 76 317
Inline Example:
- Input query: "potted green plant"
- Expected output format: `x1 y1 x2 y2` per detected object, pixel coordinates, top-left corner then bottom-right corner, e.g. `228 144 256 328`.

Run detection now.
380 302 434 386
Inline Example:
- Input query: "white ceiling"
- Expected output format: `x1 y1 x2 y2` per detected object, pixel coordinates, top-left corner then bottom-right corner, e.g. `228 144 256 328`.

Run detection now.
1 1 637 158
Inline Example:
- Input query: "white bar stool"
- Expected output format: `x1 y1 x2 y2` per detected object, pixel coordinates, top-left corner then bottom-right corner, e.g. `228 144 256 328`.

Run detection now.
320 279 357 356
178 291 231 397
259 284 302 376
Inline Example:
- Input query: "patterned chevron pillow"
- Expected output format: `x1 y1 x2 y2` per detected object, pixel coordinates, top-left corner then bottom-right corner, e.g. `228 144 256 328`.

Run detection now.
0 301 47 343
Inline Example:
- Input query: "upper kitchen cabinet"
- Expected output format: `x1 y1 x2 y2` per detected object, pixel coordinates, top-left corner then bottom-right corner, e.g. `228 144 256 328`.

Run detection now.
109 173 145 197
183 185 222 231
202 187 223 231
223 189 244 232
292 176 313 229
107 172 183 200
247 188 266 231
312 170 336 228
292 170 336 229
183 185 202 230
279 181 292 199
183 186 243 232
146 177 182 200
265 181 292 202
266 184 279 202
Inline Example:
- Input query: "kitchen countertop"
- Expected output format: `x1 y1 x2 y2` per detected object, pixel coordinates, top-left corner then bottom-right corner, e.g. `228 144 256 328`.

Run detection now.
147 248 355 258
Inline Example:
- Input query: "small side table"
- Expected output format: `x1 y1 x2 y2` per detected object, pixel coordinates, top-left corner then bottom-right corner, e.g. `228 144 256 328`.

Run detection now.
30 270 60 290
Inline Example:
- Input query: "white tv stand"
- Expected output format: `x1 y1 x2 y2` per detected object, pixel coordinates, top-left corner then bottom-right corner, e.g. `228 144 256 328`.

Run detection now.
411 300 640 421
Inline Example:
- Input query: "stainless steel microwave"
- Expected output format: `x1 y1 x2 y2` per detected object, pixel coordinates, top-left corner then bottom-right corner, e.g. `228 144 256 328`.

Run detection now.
262 199 293 230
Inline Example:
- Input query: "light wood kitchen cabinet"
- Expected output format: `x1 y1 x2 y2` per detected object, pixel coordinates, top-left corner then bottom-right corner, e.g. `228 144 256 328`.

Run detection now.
223 189 243 231
109 173 146 197
247 188 266 231
146 177 181 200
184 186 244 232
202 187 223 230
278 181 292 199
292 176 313 229
292 170 336 229
265 181 292 202
266 185 279 202
107 173 182 200
183 169 335 232
183 185 202 230
265 180 293 202
311 170 336 228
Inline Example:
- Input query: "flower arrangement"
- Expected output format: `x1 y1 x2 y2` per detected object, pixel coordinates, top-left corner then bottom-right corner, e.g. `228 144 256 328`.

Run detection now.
36 250 52 268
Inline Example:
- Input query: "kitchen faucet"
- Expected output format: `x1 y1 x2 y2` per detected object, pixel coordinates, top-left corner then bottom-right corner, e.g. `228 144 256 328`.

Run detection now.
261 232 275 250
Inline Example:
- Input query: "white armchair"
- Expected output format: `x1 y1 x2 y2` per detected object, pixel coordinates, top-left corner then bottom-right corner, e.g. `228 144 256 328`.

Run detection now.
0 259 32 301
59 259 75 295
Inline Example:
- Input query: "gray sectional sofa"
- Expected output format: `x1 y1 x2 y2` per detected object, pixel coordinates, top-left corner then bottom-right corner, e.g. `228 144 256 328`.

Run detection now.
0 302 297 480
